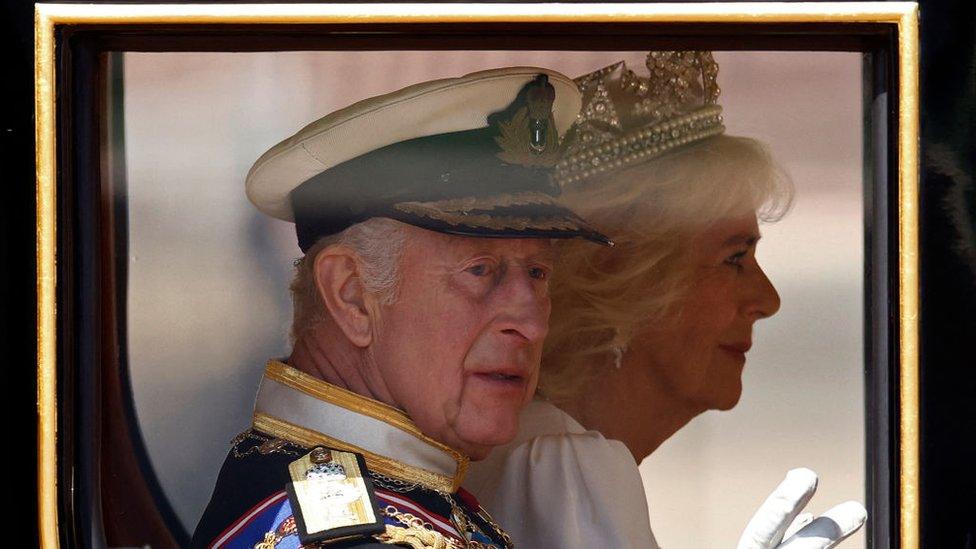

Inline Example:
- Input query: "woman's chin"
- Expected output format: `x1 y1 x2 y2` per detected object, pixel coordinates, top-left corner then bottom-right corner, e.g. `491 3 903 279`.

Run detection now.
711 387 743 411
697 379 743 411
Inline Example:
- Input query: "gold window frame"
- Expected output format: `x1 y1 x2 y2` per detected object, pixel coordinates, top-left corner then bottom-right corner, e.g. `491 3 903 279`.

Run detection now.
35 3 920 548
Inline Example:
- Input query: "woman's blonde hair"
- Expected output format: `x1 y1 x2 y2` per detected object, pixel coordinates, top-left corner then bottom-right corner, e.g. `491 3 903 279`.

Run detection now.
538 135 793 403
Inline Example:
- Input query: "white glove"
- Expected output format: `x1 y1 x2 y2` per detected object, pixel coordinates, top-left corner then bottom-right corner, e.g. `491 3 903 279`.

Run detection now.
736 468 867 549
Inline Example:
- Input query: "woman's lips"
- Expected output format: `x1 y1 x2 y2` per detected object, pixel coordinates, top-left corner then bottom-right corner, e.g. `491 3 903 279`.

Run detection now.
719 343 751 363
720 342 752 354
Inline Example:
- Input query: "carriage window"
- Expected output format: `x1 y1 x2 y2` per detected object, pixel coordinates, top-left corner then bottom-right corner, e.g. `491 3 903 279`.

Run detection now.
117 50 866 548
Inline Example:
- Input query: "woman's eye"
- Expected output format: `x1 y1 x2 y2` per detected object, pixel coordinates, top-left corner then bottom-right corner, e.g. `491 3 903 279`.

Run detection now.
724 251 747 269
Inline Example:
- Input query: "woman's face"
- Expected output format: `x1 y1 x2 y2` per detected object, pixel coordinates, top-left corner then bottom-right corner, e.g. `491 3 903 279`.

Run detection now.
630 214 781 412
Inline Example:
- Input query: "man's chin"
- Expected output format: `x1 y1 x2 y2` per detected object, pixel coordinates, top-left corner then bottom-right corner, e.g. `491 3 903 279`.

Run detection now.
453 417 520 460
464 444 494 461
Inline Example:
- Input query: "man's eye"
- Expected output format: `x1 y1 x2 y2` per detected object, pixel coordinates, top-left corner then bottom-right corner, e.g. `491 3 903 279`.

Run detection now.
528 266 550 281
466 263 492 277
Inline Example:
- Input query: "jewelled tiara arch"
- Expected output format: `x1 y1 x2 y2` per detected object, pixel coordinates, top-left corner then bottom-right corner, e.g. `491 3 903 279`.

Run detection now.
554 51 726 187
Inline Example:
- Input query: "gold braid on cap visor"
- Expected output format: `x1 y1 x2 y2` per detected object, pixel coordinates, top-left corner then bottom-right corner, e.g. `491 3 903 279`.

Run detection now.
554 51 726 188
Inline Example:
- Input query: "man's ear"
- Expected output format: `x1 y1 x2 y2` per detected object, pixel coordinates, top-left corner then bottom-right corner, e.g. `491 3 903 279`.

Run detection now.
312 246 374 348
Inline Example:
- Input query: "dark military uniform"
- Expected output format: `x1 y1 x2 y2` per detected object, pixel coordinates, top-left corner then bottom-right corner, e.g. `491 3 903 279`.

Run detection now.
191 362 511 549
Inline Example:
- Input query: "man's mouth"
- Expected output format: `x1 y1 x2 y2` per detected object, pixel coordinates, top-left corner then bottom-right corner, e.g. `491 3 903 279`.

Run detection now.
484 373 523 382
472 367 528 387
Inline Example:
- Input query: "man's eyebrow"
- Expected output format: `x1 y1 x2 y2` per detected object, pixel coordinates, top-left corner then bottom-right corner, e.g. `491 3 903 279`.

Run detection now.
444 235 490 258
721 233 762 247
531 247 557 265
447 236 556 262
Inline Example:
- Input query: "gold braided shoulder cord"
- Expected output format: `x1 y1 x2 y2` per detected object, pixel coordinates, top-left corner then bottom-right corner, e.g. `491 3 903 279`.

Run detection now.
370 471 512 549
375 526 499 549
374 506 463 549
375 524 456 549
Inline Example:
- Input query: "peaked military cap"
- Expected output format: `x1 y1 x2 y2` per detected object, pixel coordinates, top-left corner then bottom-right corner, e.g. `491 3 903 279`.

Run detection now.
246 67 612 251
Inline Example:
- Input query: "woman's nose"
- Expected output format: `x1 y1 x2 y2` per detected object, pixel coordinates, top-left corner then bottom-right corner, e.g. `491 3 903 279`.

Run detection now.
745 263 781 320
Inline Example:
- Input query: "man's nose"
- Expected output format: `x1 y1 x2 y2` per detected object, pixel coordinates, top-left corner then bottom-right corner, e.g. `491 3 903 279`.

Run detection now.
745 263 781 320
496 270 551 343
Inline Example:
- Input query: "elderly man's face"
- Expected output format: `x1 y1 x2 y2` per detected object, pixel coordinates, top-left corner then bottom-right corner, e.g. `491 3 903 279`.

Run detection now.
365 227 553 460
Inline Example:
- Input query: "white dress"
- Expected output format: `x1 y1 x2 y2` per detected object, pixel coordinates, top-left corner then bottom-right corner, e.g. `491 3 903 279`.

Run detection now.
464 400 661 549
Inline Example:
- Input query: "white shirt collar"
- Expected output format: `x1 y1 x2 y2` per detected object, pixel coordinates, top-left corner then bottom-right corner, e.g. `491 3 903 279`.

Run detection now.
252 360 469 493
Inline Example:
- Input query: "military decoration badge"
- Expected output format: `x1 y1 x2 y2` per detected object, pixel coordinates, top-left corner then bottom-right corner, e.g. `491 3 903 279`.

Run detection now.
494 74 562 168
285 447 385 545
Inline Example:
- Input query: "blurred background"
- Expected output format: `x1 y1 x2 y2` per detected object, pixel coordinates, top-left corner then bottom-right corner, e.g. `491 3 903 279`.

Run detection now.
122 50 864 547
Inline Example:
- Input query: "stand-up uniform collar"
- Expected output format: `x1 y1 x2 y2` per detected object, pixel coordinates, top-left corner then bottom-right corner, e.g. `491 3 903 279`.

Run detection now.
252 360 469 493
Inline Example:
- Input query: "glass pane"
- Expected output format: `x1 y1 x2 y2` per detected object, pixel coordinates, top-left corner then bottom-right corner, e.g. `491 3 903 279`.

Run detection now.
121 50 864 547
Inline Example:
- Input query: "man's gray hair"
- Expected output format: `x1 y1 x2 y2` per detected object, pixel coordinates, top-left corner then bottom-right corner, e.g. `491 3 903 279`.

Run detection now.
290 217 407 341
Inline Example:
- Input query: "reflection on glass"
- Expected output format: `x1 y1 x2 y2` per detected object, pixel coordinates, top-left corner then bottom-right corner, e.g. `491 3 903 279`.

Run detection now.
122 50 864 548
